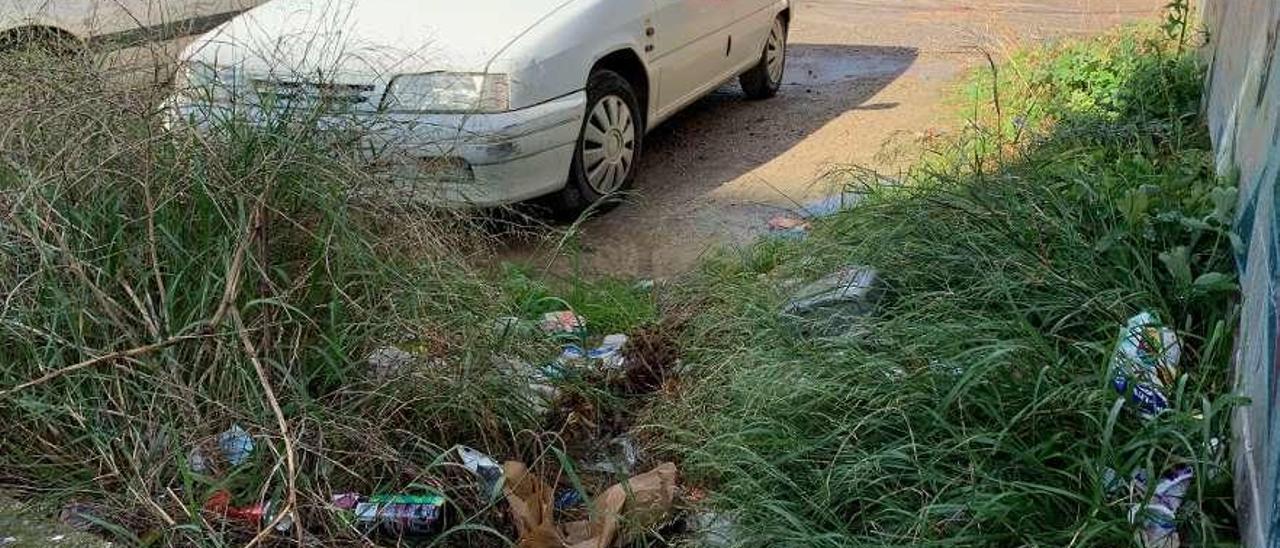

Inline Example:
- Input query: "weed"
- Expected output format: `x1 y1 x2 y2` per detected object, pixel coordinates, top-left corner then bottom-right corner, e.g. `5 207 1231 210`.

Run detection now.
0 47 543 546
650 27 1240 547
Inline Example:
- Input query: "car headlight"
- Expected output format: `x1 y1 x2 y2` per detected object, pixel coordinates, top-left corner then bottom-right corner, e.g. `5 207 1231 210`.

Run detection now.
175 60 237 103
382 72 510 113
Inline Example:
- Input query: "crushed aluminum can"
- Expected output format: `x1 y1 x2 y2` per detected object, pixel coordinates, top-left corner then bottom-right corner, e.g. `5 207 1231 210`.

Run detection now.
458 446 504 498
353 494 447 537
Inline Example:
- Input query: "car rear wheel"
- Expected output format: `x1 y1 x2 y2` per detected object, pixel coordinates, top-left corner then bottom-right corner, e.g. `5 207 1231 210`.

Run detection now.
740 16 787 100
554 69 643 217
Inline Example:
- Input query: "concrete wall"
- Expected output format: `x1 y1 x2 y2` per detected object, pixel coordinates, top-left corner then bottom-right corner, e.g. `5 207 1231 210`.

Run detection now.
1202 1 1280 546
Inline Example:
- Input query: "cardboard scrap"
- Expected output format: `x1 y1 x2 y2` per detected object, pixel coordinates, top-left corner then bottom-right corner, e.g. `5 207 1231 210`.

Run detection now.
502 461 678 548
767 215 811 231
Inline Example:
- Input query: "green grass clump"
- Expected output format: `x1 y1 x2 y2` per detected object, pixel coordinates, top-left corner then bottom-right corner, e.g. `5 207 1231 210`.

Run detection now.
652 28 1240 547
497 263 658 337
0 50 554 546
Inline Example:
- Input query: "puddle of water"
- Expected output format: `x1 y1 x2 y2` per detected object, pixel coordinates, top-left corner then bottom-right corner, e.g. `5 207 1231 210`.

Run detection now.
784 45 916 86
791 190 864 218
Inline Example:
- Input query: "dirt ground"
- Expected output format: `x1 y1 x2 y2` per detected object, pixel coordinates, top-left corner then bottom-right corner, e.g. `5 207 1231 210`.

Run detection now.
97 0 1167 279
503 0 1167 278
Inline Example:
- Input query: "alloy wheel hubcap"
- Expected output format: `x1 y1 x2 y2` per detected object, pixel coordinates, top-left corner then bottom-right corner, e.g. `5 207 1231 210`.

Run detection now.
766 19 785 85
582 95 635 194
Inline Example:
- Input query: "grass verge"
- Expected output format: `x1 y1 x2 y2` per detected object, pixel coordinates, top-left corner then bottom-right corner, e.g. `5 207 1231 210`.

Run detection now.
0 48 566 546
0 19 1245 548
648 26 1241 547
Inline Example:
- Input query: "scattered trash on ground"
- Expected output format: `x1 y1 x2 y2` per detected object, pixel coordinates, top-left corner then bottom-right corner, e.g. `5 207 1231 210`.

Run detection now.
554 488 585 511
459 446 504 499
762 190 866 239
1102 467 1125 496
782 266 883 336
767 215 811 239
503 460 677 548
802 191 863 218
1111 312 1181 418
767 216 811 231
560 334 628 371
494 356 562 414
1128 465 1193 548
1205 437 1225 479
331 492 447 537
687 511 738 547
189 424 254 473
204 490 293 532
1099 463 1194 547
585 435 643 475
366 346 418 379
540 311 587 336
634 279 656 291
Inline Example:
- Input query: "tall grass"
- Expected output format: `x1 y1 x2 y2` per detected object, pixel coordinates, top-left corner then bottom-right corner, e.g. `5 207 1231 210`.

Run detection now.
0 48 554 545
652 28 1241 547
0 18 1243 548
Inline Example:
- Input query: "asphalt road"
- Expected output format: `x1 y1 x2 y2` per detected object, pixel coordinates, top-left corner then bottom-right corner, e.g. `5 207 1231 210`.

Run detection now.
501 0 1167 278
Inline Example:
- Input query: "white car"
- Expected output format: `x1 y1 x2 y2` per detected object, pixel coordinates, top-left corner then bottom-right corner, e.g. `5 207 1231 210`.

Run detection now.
0 0 254 47
171 0 791 212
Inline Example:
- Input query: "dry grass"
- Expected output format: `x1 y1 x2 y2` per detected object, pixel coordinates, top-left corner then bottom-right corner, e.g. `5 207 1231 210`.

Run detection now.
0 45 553 546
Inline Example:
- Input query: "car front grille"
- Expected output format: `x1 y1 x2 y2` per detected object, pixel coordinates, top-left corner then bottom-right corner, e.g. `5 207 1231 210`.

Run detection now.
251 79 381 113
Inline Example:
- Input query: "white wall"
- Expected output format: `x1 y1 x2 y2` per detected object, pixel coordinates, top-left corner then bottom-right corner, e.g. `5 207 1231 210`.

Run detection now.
1202 1 1280 546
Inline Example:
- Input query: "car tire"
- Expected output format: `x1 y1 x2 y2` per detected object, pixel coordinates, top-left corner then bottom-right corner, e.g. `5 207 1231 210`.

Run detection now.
553 69 644 218
740 15 788 100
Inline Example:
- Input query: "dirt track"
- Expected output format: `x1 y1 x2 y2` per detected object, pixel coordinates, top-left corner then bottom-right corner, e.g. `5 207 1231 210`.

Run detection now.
99 1 1168 279
502 0 1166 278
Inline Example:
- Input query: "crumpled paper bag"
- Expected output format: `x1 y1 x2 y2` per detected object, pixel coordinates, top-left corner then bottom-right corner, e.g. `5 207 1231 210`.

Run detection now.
503 461 678 548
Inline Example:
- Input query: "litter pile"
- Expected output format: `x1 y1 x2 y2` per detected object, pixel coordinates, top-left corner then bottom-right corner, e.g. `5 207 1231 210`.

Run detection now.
1105 311 1219 548
763 190 865 241
184 305 693 545
768 263 1218 548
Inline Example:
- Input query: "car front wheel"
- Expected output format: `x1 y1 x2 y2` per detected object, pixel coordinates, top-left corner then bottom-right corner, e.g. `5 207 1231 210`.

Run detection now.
554 69 643 217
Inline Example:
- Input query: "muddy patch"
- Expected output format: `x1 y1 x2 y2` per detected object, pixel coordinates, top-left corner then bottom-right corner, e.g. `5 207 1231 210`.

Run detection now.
785 44 919 87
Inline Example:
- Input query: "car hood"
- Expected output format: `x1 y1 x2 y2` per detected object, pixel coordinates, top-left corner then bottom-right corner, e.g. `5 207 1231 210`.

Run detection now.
183 0 575 80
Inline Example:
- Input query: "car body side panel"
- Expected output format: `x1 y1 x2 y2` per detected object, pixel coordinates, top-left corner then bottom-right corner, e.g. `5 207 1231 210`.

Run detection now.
728 0 785 72
495 0 654 111
0 0 98 38
647 0 734 123
647 0 786 126
0 0 260 41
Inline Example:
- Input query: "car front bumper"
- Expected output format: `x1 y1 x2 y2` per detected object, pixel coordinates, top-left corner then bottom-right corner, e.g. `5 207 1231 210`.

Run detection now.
169 91 586 207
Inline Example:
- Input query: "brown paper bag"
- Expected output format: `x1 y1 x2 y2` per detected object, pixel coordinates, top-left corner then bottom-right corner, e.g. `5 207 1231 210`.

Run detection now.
502 461 678 548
